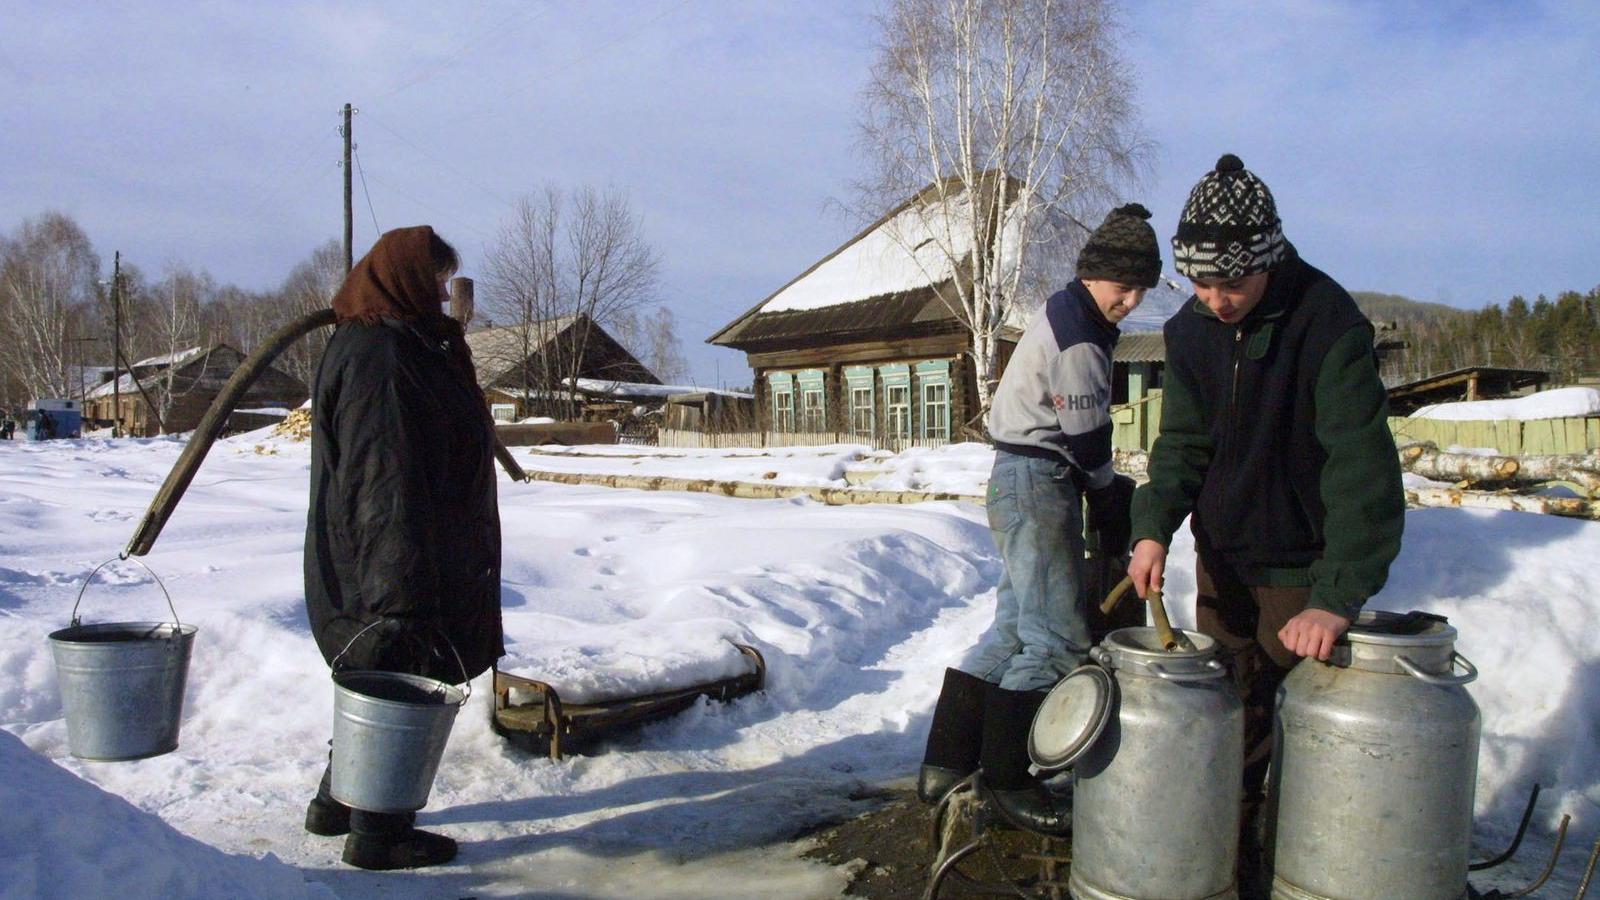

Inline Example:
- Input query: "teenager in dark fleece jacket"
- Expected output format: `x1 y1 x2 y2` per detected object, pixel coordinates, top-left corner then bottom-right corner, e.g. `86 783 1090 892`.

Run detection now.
1127 155 1405 886
917 204 1161 835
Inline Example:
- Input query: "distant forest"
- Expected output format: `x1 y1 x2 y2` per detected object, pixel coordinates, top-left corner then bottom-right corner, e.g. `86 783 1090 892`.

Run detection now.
1352 288 1600 386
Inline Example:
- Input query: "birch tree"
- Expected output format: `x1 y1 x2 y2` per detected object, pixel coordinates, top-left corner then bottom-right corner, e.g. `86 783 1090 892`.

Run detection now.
483 185 660 419
857 0 1149 416
0 212 101 405
145 263 216 432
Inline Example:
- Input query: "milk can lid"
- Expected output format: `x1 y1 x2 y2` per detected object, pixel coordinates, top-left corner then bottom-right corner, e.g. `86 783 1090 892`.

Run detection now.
1028 665 1113 772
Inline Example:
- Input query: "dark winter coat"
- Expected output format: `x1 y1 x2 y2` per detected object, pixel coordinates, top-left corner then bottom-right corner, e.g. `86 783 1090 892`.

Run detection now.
304 317 504 682
1129 247 1405 619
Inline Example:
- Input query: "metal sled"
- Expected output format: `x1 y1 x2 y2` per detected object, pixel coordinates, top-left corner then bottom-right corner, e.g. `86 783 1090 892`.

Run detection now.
490 643 766 759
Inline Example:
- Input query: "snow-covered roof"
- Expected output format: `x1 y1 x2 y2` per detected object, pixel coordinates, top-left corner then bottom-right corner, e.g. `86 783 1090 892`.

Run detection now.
463 317 580 385
571 378 744 400
760 187 1022 316
84 372 143 399
131 346 206 369
1410 386 1600 421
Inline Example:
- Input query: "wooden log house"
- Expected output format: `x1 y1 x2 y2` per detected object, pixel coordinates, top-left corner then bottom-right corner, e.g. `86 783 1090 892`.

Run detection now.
82 344 306 437
708 182 1030 451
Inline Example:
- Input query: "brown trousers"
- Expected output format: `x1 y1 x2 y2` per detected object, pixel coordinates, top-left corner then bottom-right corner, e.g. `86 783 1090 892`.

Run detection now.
1192 555 1311 815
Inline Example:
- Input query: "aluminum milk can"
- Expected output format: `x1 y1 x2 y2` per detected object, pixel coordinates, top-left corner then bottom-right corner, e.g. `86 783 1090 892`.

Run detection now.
1270 610 1480 900
1030 626 1244 900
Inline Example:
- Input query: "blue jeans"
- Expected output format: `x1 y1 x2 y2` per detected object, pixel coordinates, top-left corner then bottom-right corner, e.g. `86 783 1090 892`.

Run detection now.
967 451 1090 691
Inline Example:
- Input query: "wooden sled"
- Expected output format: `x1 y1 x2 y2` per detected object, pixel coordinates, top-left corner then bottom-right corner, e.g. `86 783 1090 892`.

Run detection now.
491 643 766 759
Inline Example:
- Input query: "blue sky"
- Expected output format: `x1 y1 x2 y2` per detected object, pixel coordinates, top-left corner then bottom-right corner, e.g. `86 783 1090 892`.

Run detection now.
4 1 1596 386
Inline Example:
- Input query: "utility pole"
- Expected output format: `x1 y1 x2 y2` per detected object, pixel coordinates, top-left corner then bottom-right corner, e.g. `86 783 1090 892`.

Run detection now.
112 251 122 438
342 102 353 274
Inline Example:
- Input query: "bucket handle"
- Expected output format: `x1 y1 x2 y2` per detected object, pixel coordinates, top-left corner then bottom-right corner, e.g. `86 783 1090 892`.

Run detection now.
70 556 179 629
1395 651 1477 687
329 618 472 703
1146 659 1228 683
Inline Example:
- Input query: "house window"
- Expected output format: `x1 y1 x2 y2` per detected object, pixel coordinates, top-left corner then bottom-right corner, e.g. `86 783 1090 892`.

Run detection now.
767 372 795 433
886 385 911 440
916 360 952 441
797 369 826 433
879 363 912 442
921 382 949 440
844 366 874 440
490 403 517 422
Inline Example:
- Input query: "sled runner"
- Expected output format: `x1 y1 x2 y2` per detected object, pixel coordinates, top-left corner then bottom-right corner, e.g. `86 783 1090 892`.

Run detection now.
490 643 766 759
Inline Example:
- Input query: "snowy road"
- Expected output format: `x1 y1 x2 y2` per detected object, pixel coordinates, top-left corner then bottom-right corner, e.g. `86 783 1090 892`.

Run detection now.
2 435 1597 897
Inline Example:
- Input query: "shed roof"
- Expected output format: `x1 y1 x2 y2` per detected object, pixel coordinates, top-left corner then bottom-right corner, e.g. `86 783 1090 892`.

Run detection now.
1113 332 1166 363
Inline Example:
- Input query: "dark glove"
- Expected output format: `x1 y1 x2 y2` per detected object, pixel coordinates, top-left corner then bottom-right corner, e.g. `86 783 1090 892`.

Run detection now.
1085 474 1135 556
357 617 438 674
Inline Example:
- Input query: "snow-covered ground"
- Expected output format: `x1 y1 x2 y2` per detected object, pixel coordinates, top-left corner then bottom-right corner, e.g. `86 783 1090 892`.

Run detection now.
1 435 1597 898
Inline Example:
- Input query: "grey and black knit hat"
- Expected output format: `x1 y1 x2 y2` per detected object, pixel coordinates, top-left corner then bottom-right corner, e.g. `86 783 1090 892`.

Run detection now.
1076 203 1161 288
1172 154 1287 280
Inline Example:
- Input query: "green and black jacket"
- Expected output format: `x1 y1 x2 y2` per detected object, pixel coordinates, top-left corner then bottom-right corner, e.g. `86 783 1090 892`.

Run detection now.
1129 247 1405 620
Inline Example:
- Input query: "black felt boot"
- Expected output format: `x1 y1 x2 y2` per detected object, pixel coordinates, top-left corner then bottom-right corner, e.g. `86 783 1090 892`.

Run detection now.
305 755 414 837
342 810 457 871
917 668 989 804
978 684 1070 836
304 761 351 836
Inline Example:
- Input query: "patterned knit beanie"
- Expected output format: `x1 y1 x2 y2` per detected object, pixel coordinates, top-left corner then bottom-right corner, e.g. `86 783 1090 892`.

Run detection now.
1172 154 1287 280
1075 203 1161 288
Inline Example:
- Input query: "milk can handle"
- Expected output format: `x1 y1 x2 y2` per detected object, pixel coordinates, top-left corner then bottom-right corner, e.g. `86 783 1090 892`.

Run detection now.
330 618 473 702
70 556 180 628
1147 659 1228 682
1395 651 1477 686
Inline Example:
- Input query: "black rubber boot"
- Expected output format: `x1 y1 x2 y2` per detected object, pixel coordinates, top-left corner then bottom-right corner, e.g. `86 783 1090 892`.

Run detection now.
917 668 989 804
342 810 457 870
977 684 1071 836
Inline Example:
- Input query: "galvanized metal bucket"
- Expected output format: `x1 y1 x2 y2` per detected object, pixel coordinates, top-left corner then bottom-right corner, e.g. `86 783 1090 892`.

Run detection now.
48 558 196 761
329 622 470 813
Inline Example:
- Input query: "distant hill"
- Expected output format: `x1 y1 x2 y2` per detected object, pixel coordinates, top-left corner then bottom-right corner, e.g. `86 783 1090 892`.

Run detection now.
1350 291 1468 327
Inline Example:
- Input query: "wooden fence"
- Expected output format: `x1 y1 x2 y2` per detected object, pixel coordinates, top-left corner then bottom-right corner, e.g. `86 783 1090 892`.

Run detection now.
1387 415 1600 455
657 428 951 453
667 398 1600 457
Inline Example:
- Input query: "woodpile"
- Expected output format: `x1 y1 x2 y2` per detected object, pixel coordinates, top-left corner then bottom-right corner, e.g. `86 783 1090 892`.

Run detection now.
272 408 312 441
520 469 983 505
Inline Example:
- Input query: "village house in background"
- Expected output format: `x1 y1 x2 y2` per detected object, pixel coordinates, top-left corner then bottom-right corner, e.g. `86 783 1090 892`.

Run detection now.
707 182 1031 452
705 180 1186 453
466 314 661 422
82 344 306 437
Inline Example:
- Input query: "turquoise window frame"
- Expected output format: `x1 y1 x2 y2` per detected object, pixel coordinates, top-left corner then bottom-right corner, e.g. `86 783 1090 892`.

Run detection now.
796 369 826 432
915 360 951 441
767 371 795 433
879 363 911 441
844 366 875 440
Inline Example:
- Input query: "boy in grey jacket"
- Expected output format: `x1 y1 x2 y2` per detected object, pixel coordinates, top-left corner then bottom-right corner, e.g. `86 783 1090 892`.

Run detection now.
918 204 1160 835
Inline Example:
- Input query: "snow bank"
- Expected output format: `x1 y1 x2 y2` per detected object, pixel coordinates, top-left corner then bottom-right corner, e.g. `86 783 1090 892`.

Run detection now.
1410 386 1600 421
0 731 327 899
1 435 1597 895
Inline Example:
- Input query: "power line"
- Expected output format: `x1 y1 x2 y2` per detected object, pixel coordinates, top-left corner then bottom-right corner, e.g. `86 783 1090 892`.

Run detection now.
360 110 511 212
353 145 381 238
441 0 695 131
361 169 497 245
374 3 546 102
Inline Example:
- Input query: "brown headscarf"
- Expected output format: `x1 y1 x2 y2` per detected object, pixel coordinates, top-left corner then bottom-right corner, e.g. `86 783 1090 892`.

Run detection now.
331 225 478 384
